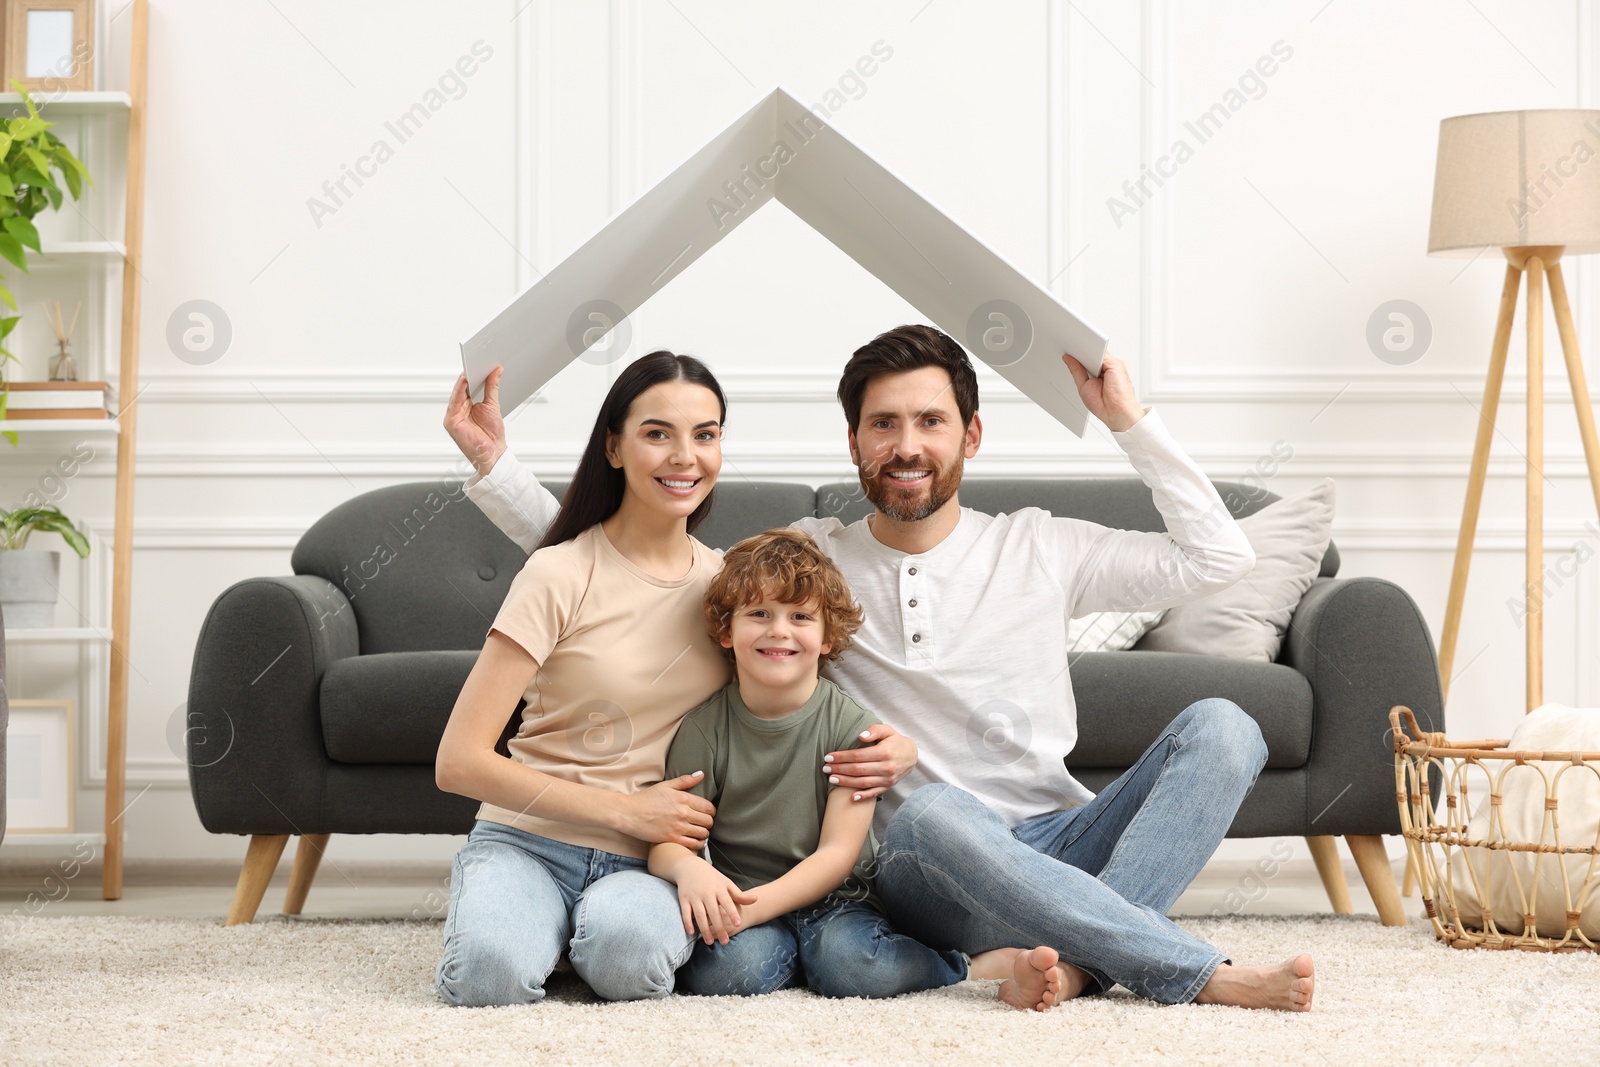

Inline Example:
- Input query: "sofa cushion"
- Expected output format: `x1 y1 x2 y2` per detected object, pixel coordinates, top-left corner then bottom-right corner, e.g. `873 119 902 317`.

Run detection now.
1068 609 1166 651
1067 651 1312 769
1137 479 1336 662
321 651 481 764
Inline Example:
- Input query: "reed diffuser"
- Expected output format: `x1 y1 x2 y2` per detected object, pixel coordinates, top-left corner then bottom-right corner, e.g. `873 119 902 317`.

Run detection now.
44 298 81 381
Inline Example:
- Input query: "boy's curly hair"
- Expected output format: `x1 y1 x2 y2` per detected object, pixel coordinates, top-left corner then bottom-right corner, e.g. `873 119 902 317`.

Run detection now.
704 529 864 667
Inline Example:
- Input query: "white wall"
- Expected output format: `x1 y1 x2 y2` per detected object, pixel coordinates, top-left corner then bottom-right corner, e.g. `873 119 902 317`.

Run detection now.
7 0 1596 866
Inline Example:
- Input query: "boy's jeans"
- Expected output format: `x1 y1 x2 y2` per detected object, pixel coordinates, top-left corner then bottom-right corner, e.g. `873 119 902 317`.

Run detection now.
435 820 695 1006
876 698 1269 1005
679 898 968 999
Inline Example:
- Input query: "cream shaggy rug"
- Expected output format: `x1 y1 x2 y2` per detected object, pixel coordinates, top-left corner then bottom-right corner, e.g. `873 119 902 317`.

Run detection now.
3 913 1597 1066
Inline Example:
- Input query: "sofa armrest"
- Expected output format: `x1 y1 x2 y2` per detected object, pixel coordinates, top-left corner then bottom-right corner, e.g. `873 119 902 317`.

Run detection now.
186 575 359 834
1278 576 1445 836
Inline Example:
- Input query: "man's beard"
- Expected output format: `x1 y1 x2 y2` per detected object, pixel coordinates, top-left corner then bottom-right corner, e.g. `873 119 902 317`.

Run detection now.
861 453 964 523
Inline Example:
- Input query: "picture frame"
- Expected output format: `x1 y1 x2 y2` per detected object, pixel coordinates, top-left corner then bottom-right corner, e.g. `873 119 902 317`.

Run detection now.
4 698 75 832
3 0 94 93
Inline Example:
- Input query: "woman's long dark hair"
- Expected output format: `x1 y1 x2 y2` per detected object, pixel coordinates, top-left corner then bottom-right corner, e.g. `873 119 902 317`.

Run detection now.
536 350 726 551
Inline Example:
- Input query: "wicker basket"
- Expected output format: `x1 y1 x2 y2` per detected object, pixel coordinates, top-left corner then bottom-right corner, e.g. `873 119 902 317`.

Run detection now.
1391 705 1600 951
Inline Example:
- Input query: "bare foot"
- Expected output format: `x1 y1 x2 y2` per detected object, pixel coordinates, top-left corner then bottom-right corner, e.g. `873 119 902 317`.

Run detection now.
969 947 1093 1011
999 946 1064 1011
1054 960 1093 1001
1193 954 1314 1011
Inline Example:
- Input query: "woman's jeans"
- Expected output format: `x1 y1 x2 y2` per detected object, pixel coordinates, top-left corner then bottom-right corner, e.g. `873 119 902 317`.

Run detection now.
435 820 695 1006
678 898 968 999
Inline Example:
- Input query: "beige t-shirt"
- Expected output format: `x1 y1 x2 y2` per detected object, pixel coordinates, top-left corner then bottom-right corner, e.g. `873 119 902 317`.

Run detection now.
478 523 732 858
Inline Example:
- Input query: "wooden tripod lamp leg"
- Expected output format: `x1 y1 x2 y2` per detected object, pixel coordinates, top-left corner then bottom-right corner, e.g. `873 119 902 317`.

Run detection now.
1525 255 1547 712
1547 263 1600 546
1438 263 1521 701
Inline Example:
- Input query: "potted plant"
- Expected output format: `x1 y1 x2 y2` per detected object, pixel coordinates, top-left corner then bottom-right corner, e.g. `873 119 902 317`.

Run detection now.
0 504 89 626
0 82 93 440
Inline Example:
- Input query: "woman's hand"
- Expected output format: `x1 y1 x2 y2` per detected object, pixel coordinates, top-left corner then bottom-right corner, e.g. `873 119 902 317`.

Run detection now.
674 858 757 945
445 364 509 478
1061 351 1147 433
823 724 918 801
617 771 717 849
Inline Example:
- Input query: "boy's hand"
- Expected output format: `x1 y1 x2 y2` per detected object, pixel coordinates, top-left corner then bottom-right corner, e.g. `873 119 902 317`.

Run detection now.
823 725 917 801
676 858 758 945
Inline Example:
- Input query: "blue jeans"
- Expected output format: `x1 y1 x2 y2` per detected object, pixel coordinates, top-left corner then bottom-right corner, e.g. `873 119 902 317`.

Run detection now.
876 698 1268 1005
679 897 969 999
435 820 696 1006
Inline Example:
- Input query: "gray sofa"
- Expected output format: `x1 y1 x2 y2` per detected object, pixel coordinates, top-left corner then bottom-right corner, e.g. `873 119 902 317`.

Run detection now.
187 477 1442 925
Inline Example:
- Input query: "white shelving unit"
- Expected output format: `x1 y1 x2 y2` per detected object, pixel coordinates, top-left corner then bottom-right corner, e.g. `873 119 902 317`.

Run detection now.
0 3 149 901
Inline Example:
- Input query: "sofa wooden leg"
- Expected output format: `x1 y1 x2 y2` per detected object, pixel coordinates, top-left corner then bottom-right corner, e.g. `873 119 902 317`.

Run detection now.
226 834 289 926
1345 834 1407 926
283 833 331 916
1305 836 1353 914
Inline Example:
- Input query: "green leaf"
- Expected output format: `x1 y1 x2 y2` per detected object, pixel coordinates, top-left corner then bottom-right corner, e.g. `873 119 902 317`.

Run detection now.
52 144 91 191
0 233 28 272
57 162 79 200
3 216 39 253
22 145 50 176
2 508 90 556
0 172 15 198
8 116 43 141
28 515 90 557
0 283 15 310
14 166 51 189
0 315 19 340
13 83 38 120
42 183 59 211
0 133 13 159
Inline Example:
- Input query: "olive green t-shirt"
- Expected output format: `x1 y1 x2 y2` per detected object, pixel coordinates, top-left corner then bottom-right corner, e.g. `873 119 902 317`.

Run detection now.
664 677 880 910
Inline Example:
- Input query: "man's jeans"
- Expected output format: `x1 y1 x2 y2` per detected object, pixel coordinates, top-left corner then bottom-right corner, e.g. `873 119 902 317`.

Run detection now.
435 820 695 1006
877 698 1268 1005
679 898 968 999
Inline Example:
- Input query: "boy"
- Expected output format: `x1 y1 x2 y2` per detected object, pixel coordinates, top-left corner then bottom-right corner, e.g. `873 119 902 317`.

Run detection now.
648 529 1073 1009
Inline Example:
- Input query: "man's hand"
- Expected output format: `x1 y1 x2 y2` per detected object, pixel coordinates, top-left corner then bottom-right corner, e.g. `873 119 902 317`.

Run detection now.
823 724 917 801
674 857 757 945
445 364 509 478
1062 351 1147 433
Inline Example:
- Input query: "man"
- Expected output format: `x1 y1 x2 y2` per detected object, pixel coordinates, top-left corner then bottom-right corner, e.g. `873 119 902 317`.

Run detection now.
444 325 1313 1010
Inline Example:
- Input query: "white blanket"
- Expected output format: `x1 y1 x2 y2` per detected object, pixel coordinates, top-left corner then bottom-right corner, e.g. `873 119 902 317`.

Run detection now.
1450 703 1600 939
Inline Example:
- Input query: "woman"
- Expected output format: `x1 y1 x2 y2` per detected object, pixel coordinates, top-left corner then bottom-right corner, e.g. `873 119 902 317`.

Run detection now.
433 351 734 1006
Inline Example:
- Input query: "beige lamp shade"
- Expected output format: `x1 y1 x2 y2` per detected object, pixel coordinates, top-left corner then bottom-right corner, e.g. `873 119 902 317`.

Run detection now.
1428 109 1600 257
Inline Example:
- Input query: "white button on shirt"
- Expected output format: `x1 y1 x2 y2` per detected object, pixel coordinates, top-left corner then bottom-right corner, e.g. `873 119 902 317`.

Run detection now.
464 408 1254 837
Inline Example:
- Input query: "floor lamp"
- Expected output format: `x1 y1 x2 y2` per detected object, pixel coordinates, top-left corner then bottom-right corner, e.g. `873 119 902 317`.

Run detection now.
1415 110 1600 893
1430 109 1600 712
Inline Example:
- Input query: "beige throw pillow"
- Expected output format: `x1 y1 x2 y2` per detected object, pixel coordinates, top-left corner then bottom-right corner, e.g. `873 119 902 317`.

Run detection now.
1067 609 1166 652
1134 479 1336 662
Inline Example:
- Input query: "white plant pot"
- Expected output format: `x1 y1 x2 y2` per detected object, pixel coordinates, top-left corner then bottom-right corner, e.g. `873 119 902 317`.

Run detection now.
0 550 59 627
